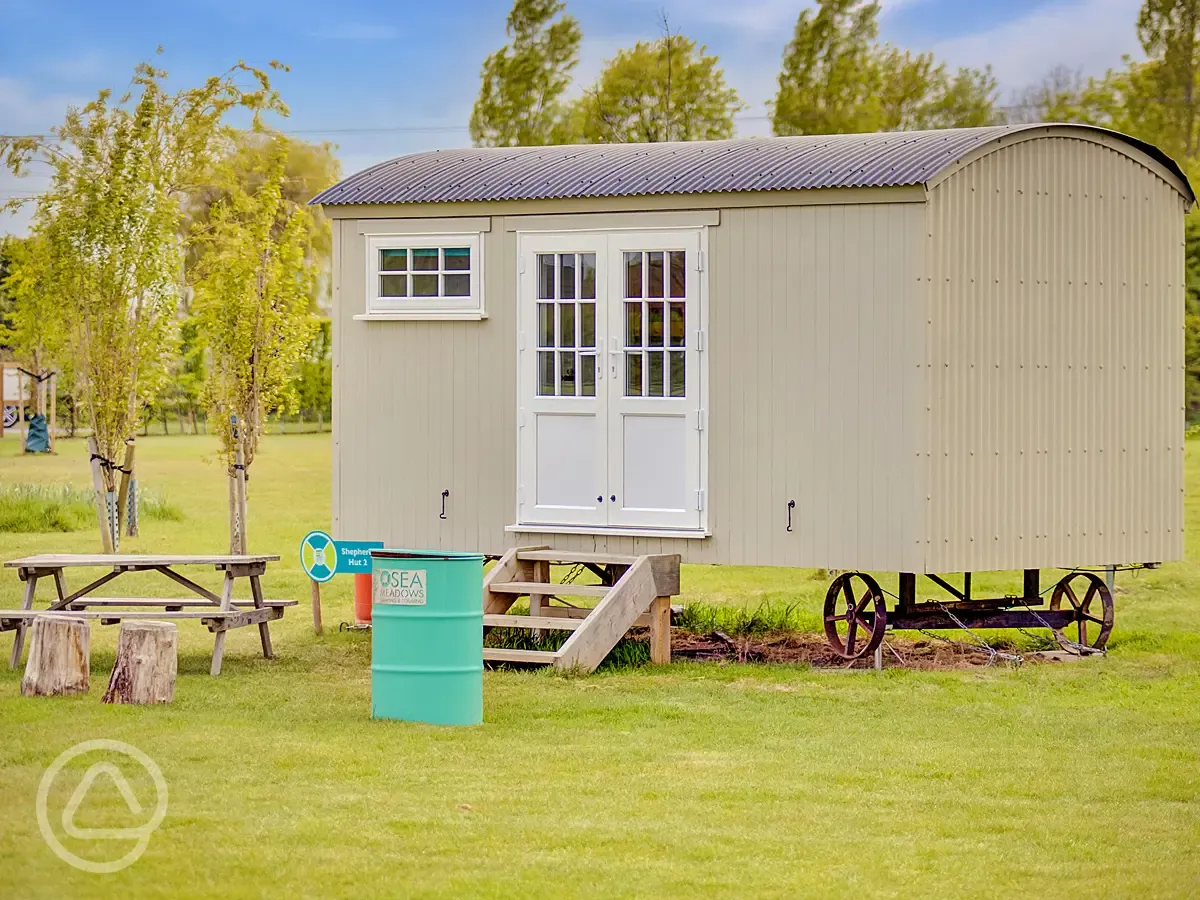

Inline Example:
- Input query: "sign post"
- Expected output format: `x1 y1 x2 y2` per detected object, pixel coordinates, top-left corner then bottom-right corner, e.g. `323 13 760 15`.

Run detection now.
300 531 383 632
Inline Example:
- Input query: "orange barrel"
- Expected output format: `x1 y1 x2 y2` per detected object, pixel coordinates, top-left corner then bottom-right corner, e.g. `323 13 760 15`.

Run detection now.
354 572 373 624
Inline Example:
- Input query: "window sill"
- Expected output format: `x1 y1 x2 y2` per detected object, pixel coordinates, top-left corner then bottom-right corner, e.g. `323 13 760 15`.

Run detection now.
354 311 488 322
506 523 710 540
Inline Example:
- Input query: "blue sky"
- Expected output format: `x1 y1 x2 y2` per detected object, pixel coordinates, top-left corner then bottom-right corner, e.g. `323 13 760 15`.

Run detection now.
2 0 1146 232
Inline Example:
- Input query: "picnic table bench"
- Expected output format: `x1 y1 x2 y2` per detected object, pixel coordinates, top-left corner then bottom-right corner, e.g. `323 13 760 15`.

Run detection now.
2 554 293 675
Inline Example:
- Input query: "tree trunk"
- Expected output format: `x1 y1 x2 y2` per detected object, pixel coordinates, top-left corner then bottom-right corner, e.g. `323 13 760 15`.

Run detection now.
116 438 135 539
21 616 90 697
87 436 116 553
102 622 177 704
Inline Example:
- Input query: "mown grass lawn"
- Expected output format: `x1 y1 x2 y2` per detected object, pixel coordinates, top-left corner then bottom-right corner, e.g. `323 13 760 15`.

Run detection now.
0 433 1198 898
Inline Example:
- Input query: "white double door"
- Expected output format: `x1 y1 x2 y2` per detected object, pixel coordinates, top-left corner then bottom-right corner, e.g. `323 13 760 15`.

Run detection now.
518 229 705 531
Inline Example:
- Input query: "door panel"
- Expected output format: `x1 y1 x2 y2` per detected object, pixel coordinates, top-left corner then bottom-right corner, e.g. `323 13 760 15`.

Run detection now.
518 229 704 532
518 237 606 526
607 231 703 530
620 414 688 511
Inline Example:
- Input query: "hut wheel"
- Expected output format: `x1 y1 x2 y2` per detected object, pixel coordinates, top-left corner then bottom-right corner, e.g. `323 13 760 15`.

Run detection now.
823 572 887 660
1048 572 1114 653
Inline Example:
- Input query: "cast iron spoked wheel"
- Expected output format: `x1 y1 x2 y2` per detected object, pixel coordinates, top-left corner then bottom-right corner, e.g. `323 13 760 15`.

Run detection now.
1048 571 1114 654
823 572 887 660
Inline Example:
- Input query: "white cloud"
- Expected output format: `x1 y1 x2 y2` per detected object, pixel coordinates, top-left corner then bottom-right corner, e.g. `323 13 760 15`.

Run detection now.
932 0 1143 95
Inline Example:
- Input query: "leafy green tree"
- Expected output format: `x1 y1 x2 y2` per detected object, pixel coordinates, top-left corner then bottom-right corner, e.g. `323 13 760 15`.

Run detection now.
470 0 582 146
191 138 318 550
0 234 68 417
771 0 997 135
1 55 285 548
1138 0 1200 158
295 318 332 429
571 34 742 143
187 130 340 307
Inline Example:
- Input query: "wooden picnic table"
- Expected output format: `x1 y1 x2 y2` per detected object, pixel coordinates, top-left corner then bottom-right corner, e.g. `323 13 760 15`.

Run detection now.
2 554 292 676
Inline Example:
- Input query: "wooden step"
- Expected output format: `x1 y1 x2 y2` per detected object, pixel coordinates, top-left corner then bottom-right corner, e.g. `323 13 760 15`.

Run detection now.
516 549 639 566
483 614 582 631
487 581 610 598
482 648 559 665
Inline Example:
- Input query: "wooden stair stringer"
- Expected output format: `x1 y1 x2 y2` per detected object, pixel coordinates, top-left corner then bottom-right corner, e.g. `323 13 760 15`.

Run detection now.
482 546 547 616
553 554 680 674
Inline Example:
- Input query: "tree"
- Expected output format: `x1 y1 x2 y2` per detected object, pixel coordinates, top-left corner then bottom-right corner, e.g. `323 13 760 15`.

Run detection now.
771 0 997 135
1 54 285 549
191 137 318 552
0 235 68 422
294 318 332 430
470 0 582 146
571 32 742 143
187 130 340 309
1138 0 1200 158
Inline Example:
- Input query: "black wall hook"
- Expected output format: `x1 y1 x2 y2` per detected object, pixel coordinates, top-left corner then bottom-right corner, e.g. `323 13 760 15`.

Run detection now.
786 500 795 533
440 489 449 519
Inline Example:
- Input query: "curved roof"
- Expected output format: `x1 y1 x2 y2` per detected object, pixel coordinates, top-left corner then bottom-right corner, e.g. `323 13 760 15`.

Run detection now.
312 124 1194 207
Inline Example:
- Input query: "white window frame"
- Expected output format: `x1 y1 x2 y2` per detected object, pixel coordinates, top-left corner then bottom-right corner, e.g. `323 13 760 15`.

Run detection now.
359 232 485 321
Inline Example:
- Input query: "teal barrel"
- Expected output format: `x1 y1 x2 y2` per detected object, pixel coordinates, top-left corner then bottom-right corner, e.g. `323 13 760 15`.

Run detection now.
370 549 484 725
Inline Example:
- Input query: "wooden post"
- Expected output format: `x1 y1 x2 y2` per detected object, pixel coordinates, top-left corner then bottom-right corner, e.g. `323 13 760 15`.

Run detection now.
0 362 6 439
87 436 115 554
21 616 90 697
16 370 25 446
648 596 671 665
234 438 248 554
116 439 135 539
311 579 323 635
10 573 38 669
210 570 235 676
102 622 177 704
47 373 56 452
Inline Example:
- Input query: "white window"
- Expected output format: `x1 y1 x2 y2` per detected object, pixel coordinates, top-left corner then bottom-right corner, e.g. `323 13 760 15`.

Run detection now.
364 233 484 320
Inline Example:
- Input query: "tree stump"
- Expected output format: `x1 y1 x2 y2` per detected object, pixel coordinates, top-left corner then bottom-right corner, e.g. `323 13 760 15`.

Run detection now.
102 621 178 705
20 615 90 697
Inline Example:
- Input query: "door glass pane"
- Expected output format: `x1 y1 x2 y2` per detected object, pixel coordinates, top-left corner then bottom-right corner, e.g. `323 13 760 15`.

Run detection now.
412 274 438 296
381 249 407 271
580 303 596 348
444 247 470 271
625 352 643 397
538 303 554 347
580 354 595 396
669 251 686 297
559 254 576 300
412 248 438 271
538 254 555 300
625 302 642 346
647 251 664 298
648 351 664 397
559 351 576 396
670 302 686 347
581 253 596 299
648 302 664 347
443 273 470 297
559 303 575 348
538 352 555 396
670 351 686 397
380 274 406 297
624 252 642 298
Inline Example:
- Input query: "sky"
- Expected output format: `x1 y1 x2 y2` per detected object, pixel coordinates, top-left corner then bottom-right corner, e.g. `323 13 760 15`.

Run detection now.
1 0 1148 234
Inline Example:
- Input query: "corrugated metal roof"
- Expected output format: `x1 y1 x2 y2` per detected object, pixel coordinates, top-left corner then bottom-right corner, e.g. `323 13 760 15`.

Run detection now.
312 125 1195 206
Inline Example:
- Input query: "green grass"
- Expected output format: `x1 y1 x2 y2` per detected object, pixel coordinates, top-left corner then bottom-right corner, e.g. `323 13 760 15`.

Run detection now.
0 483 94 532
1 433 1199 898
